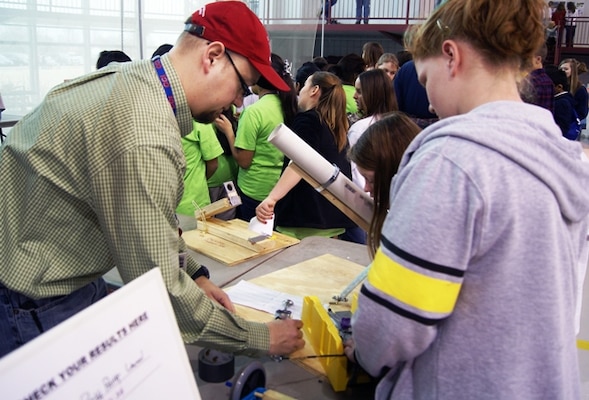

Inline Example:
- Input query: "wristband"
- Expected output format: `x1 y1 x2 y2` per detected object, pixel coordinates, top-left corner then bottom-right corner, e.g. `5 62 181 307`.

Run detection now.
191 265 210 280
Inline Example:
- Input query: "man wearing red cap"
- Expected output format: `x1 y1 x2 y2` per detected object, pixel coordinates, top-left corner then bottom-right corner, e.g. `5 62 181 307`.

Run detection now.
0 1 302 359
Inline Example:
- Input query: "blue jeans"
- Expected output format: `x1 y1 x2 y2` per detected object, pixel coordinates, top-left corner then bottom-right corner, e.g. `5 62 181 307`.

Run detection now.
565 25 576 46
0 278 107 358
340 226 367 245
237 191 262 223
356 0 370 23
324 0 338 20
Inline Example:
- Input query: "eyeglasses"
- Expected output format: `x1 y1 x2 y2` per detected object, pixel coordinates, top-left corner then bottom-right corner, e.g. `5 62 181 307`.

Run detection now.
225 51 253 98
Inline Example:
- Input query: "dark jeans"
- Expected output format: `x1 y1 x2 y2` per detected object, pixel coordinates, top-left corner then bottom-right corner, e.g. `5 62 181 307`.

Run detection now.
237 191 262 223
565 25 576 46
324 0 338 20
356 0 370 23
0 278 107 358
340 226 367 245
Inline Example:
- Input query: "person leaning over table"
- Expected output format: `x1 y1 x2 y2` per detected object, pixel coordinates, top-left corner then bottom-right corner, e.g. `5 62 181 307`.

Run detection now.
0 1 304 359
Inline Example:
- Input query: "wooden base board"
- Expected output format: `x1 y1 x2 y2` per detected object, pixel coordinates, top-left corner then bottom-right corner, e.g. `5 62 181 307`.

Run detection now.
196 218 277 252
231 254 367 377
182 218 299 266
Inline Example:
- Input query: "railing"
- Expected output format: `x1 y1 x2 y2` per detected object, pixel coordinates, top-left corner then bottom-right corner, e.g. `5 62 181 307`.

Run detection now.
548 16 589 65
246 0 437 25
246 1 589 64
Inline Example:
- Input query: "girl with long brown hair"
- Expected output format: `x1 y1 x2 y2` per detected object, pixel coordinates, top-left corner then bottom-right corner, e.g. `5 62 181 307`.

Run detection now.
348 112 420 257
256 71 355 239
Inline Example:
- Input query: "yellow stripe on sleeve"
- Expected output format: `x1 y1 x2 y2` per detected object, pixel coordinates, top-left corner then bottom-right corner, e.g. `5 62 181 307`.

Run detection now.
367 249 461 314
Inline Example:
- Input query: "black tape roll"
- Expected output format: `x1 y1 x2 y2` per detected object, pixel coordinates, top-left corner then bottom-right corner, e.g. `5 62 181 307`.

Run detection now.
198 348 235 383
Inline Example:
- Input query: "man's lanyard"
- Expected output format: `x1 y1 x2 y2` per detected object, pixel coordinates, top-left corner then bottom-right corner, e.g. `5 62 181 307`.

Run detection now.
152 56 177 115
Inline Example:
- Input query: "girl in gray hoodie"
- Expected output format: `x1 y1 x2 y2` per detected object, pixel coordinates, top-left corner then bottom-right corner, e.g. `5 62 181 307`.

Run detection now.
346 0 589 398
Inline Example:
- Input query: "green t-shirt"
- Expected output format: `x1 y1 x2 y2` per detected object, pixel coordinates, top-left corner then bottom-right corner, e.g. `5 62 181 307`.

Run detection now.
207 153 238 188
343 84 358 114
234 94 285 200
176 121 223 215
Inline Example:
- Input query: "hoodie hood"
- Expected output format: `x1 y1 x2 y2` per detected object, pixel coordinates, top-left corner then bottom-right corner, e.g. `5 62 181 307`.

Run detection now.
403 101 589 223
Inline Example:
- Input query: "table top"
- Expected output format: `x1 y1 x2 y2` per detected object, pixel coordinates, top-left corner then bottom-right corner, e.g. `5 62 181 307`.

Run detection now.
224 236 370 288
102 241 283 289
187 347 377 400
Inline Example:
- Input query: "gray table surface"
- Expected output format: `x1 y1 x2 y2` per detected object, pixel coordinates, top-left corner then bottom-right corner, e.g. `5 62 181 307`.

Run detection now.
102 240 283 289
187 346 377 400
222 236 370 288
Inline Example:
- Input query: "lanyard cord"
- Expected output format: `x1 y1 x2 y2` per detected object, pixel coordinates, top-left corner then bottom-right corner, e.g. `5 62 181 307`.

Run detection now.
152 56 177 115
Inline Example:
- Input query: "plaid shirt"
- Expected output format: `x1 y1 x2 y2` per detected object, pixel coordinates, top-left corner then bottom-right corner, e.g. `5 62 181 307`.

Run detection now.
529 68 555 113
0 55 269 355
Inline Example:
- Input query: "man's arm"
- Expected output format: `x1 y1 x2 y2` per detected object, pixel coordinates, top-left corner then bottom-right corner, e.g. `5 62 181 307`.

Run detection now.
91 142 302 355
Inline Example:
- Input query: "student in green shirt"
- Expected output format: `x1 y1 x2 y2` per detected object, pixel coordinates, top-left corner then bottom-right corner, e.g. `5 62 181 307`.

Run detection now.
221 53 298 221
176 121 224 230
208 108 239 220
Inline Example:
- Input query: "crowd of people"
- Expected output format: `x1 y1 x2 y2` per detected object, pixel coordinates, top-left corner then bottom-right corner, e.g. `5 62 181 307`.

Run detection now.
1 0 588 398
549 1 580 47
522 44 589 140
546 1 582 63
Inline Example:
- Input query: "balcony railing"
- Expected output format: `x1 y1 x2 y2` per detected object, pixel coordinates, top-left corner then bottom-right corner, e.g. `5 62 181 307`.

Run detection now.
246 0 437 25
245 1 589 62
559 16 589 48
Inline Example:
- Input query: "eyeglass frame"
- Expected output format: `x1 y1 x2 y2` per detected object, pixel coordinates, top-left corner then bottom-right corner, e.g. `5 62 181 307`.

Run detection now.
225 51 253 98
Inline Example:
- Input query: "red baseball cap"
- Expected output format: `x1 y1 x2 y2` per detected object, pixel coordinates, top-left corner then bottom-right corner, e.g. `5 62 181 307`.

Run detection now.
185 1 289 92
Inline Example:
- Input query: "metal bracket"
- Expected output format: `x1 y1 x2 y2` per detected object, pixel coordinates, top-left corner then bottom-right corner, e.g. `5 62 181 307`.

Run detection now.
223 181 242 207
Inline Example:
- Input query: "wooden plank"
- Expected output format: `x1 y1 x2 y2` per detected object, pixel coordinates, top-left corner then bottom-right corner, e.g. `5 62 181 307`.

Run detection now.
246 253 365 304
257 390 296 400
182 219 299 266
289 163 370 231
182 230 261 266
200 198 235 219
196 218 277 252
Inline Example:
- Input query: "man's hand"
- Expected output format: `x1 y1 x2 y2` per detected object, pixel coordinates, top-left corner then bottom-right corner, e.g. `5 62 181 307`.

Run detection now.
266 319 305 356
195 276 236 313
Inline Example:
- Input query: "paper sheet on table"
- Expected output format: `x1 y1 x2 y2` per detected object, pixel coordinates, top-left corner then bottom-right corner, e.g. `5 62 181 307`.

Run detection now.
248 215 274 237
225 280 302 319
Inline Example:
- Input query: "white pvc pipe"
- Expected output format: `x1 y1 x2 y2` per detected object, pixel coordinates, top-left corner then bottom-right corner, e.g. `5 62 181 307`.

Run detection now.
268 123 374 225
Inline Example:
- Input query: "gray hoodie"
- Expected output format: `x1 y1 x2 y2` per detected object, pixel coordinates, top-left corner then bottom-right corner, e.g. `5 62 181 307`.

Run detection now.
352 101 589 399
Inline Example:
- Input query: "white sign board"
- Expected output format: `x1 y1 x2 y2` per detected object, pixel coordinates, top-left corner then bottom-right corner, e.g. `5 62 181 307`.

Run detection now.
0 268 201 400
